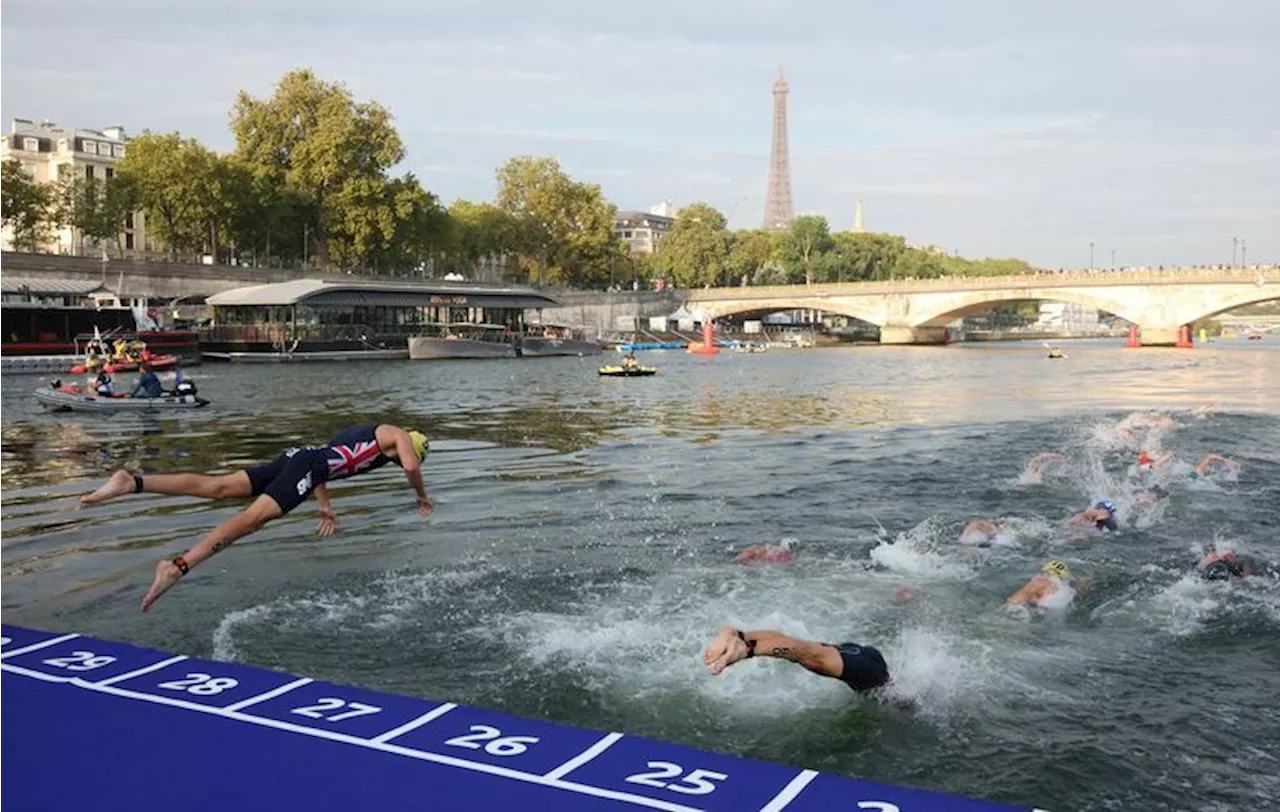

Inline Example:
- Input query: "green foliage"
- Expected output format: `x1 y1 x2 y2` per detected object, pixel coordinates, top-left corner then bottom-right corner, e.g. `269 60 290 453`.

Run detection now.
1 159 53 252
726 229 782 285
493 156 621 287
779 215 832 284
118 132 219 257
232 68 405 268
653 202 732 287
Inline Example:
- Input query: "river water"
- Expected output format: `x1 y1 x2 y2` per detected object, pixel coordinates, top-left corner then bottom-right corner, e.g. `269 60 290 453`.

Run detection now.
3 339 1279 811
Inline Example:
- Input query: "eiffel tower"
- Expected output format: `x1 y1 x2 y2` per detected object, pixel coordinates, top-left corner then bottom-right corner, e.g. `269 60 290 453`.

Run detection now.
762 69 795 231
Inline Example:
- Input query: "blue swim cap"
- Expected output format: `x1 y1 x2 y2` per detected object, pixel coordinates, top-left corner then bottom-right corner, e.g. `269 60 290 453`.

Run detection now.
1096 499 1116 513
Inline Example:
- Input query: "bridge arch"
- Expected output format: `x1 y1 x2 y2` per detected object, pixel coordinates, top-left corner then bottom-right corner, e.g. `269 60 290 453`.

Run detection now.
1170 289 1280 325
909 288 1140 328
698 298 889 327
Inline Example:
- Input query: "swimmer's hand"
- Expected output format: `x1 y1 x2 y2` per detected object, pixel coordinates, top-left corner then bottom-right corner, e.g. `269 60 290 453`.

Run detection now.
417 497 434 518
317 507 339 537
702 625 749 676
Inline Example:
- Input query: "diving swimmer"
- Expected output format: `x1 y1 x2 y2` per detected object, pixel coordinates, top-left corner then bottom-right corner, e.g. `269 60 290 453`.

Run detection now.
80 423 432 612
702 625 895 697
1067 499 1118 531
1002 561 1077 611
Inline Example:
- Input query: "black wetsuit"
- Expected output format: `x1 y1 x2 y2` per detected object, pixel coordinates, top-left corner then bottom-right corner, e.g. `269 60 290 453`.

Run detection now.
244 424 399 514
826 642 890 692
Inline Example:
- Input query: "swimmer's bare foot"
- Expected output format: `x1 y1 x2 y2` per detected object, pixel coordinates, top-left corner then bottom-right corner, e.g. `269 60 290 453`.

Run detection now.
703 625 749 676
81 469 136 506
141 559 183 612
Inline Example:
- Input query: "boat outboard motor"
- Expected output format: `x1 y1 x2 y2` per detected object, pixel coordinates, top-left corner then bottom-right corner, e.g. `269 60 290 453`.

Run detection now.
175 379 198 396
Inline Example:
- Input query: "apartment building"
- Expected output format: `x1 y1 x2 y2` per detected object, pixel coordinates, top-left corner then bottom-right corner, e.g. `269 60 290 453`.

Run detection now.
1 118 153 255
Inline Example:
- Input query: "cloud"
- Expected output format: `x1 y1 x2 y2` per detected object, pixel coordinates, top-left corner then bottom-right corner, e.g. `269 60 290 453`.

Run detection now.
2 0 1277 266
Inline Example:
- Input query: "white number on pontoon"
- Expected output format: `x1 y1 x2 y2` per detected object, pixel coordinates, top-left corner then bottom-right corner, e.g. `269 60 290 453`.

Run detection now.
157 673 239 695
624 762 728 795
858 803 901 812
290 698 383 722
444 725 540 756
42 651 117 671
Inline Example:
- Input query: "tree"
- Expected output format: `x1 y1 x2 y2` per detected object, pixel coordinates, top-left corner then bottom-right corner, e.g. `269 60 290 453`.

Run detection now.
831 232 908 281
653 202 732 288
51 173 139 255
447 199 523 280
779 215 832 284
1 159 53 252
119 132 220 258
727 229 782 286
494 156 619 287
232 68 405 269
328 173 449 272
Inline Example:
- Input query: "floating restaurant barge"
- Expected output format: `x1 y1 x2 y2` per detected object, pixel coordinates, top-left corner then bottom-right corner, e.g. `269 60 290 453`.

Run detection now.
201 279 576 362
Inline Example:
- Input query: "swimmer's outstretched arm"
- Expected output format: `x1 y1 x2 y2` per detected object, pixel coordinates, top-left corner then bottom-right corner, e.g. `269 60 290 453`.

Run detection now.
383 426 433 516
1193 454 1236 475
140 495 283 613
314 483 338 537
702 626 842 678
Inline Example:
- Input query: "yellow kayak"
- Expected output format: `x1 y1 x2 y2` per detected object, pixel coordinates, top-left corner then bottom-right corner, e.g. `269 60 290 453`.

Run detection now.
599 365 657 377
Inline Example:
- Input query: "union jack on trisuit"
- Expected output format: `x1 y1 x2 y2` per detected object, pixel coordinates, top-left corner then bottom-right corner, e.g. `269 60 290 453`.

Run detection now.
325 440 382 479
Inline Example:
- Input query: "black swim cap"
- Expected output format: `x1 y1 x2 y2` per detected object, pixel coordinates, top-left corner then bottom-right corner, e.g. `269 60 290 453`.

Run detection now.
1096 515 1119 531
1202 560 1235 581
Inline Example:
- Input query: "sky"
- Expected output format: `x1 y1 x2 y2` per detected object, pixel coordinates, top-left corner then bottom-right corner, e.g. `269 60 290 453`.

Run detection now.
3 0 1277 268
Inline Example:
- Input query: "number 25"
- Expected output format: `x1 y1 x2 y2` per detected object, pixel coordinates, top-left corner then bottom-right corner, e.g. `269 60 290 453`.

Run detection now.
625 762 727 796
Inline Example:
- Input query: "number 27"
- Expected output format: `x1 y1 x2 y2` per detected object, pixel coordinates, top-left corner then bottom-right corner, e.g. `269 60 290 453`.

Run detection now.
625 761 727 795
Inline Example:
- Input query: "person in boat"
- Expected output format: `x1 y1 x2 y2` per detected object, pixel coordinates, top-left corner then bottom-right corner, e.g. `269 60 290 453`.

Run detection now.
702 624 901 702
93 365 116 396
1002 560 1078 610
621 352 640 370
1066 499 1118 531
130 363 164 398
79 424 433 612
1198 549 1276 581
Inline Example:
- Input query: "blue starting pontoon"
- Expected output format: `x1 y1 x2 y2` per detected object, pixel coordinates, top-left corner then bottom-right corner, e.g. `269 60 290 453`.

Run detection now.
1 624 1046 812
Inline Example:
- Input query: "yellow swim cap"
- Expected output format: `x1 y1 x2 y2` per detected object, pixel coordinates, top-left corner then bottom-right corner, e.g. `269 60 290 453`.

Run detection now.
408 430 429 461
1042 560 1071 580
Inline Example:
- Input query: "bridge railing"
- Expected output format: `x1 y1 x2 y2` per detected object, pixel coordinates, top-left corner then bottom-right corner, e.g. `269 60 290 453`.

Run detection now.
687 267 1280 300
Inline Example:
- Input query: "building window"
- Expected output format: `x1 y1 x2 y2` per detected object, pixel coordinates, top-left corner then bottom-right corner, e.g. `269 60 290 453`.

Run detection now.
125 233 135 250
622 230 632 238
86 165 95 180
106 167 114 179
22 137 38 151
83 140 98 154
114 144 126 158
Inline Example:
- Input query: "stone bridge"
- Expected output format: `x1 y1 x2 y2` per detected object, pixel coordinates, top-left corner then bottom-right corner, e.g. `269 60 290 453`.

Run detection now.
685 268 1280 346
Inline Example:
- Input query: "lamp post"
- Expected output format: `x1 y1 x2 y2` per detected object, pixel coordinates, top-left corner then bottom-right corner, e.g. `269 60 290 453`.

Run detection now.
1241 238 1247 267
1232 236 1238 267
1110 248 1116 270
303 224 314 271
1089 242 1094 270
